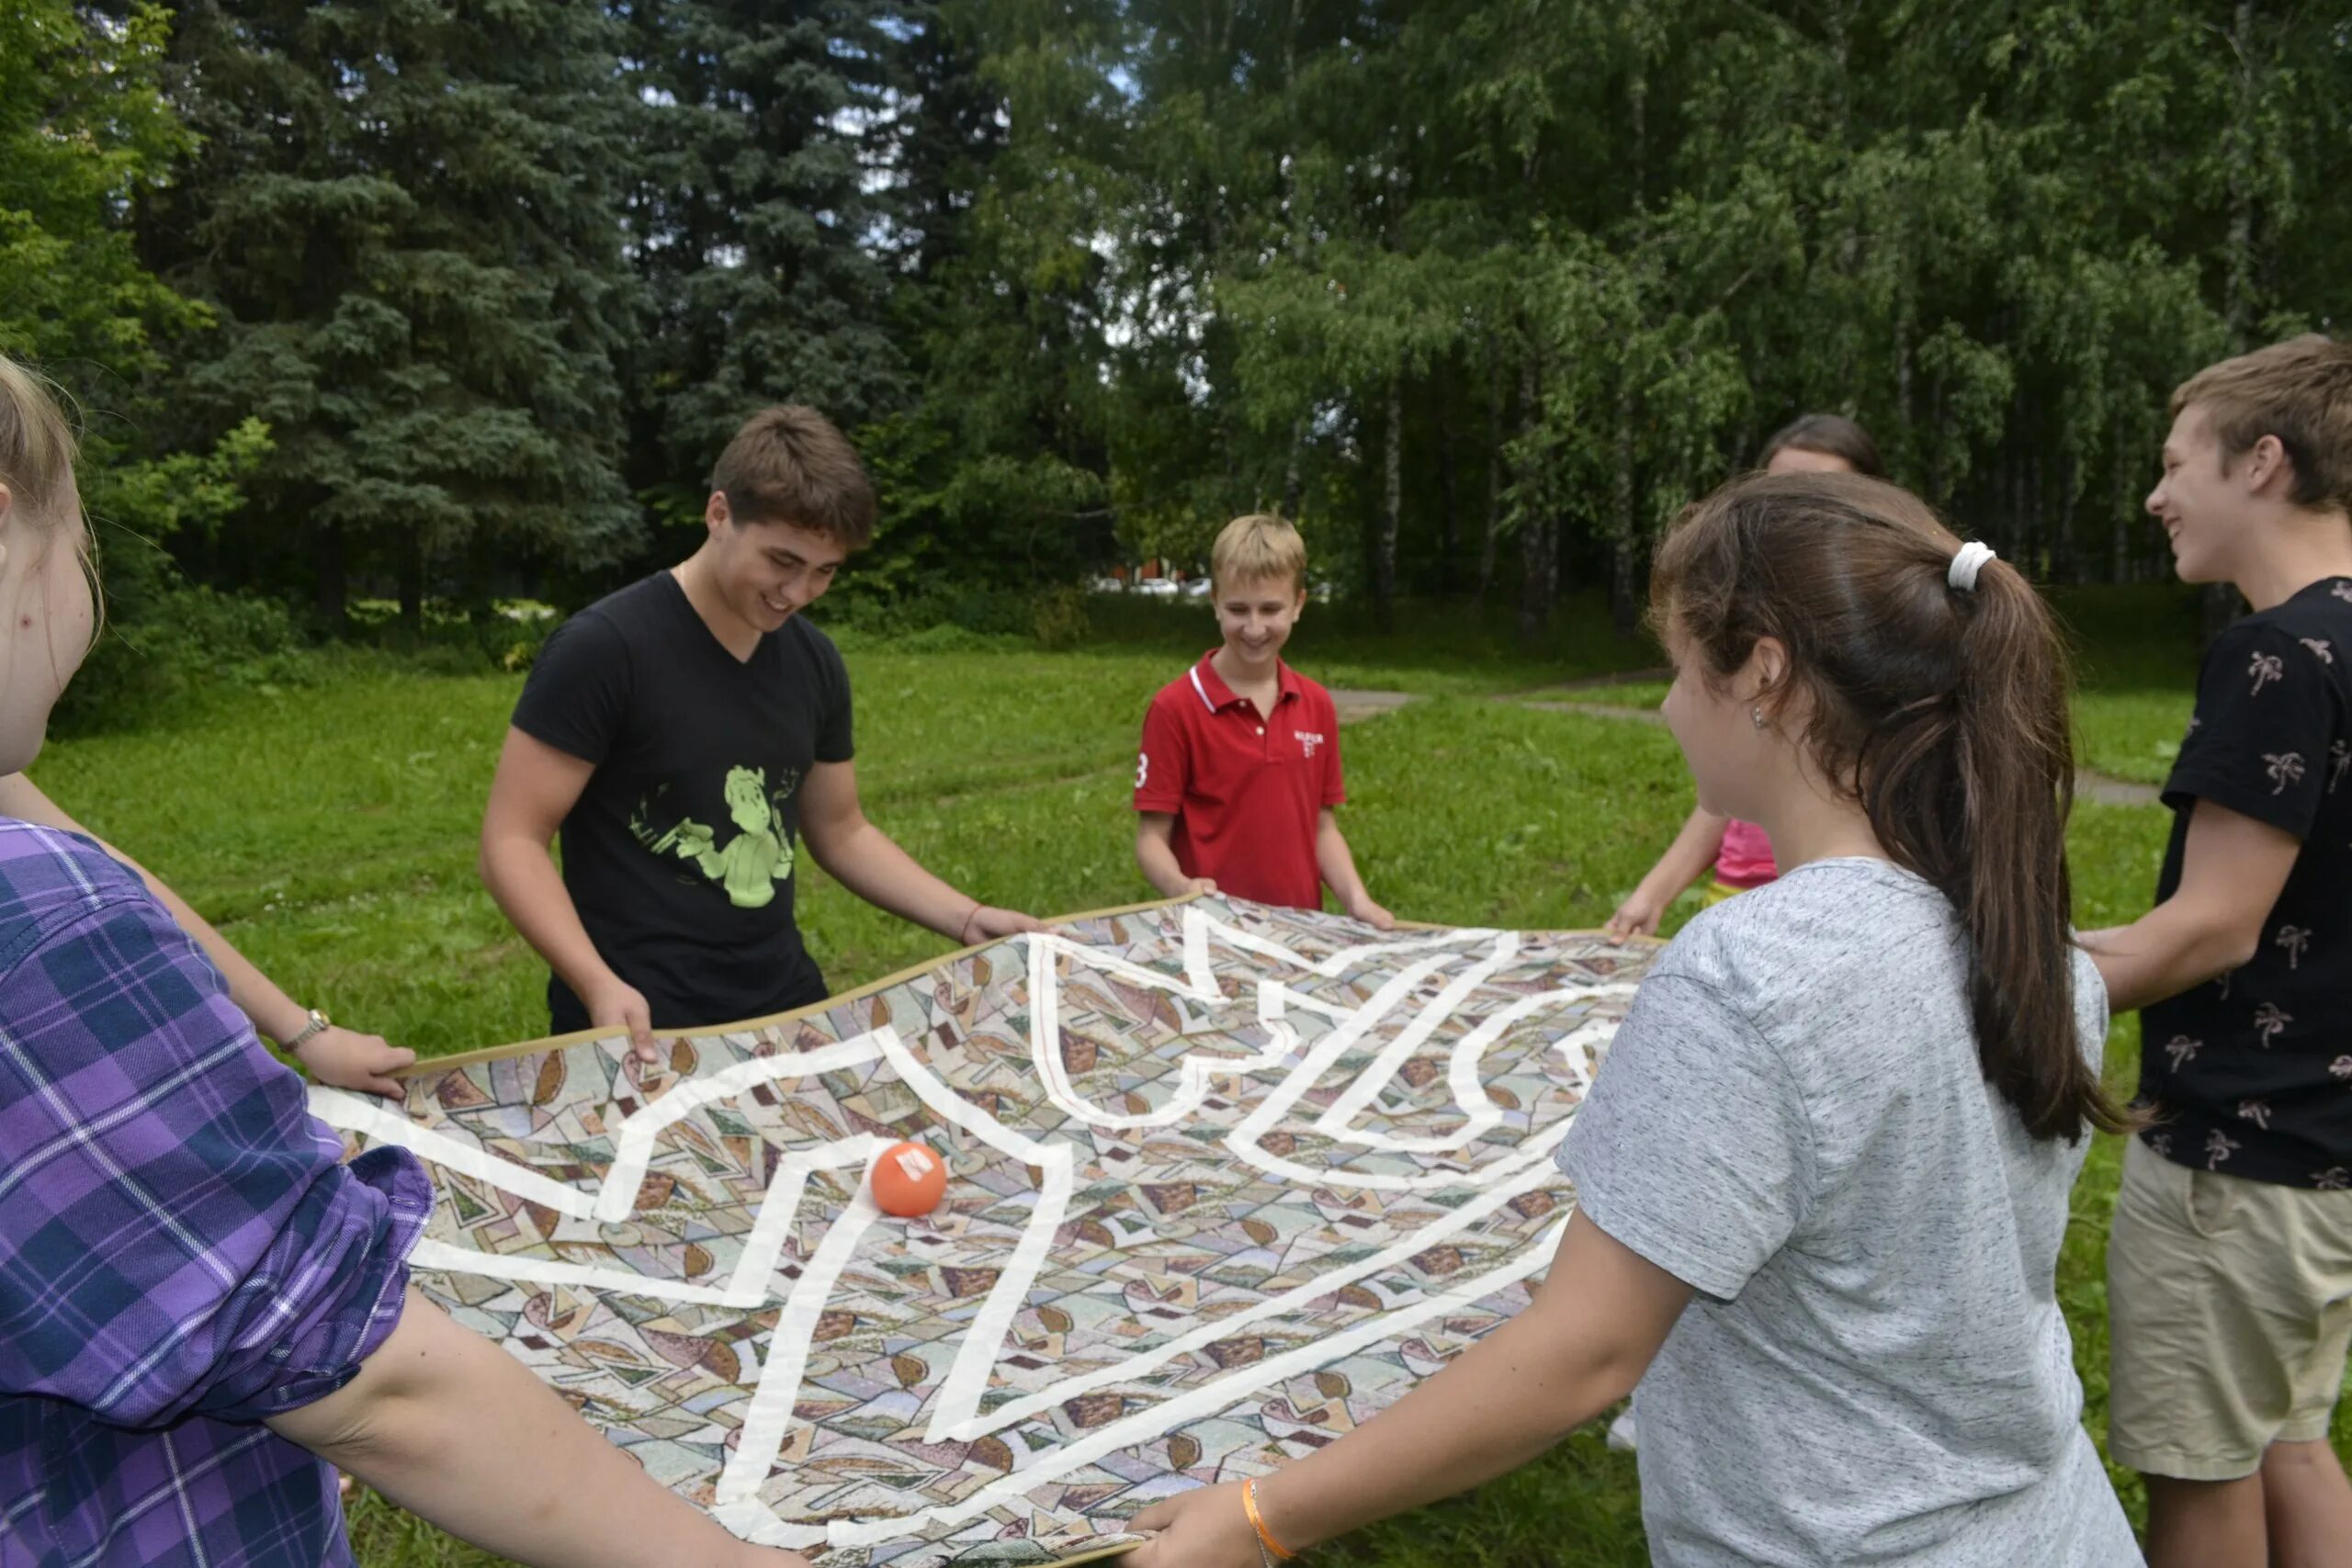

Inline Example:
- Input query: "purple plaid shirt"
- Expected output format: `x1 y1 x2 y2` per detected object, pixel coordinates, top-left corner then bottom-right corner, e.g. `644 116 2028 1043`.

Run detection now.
0 822 429 1566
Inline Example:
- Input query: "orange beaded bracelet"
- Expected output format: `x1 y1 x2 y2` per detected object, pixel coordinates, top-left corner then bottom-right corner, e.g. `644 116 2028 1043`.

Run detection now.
1242 1477 1296 1562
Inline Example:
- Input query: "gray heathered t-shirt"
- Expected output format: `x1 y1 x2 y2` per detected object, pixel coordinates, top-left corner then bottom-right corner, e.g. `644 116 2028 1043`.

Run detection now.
1560 857 2142 1567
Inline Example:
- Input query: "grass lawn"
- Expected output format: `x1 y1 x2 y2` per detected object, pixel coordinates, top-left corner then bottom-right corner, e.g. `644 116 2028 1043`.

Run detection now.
1542 583 2208 791
30 586 2341 1566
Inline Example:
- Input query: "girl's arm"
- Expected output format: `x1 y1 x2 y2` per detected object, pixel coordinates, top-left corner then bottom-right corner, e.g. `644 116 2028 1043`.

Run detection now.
1606 806 1731 939
269 1289 806 1568
1122 1211 1692 1565
1 772 414 1094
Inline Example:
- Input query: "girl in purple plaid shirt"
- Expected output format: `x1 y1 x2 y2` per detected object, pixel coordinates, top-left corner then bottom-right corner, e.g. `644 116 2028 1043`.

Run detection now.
0 357 815 1565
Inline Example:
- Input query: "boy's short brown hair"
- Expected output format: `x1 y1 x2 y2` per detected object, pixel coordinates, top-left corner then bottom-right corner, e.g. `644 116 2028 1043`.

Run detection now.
1210 513 1307 595
710 405 876 547
2172 334 2352 517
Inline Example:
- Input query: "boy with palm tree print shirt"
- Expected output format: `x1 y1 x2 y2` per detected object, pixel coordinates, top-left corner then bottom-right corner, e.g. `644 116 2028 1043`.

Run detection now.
2079 334 2352 1566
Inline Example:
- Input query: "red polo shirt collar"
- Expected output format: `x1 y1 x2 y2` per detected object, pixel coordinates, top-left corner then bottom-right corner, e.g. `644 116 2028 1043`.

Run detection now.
1186 649 1305 713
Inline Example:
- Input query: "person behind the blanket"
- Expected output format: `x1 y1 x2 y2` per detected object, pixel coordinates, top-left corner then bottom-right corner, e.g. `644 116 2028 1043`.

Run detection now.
1120 471 2143 1568
1132 513 1392 928
481 404 1043 1054
1604 412 1885 939
2075 334 2352 1568
0 355 813 1567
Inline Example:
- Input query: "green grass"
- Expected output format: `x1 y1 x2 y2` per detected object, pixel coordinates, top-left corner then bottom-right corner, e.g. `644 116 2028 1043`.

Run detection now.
1542 681 2189 794
2055 583 2202 786
1554 681 1671 711
1067 588 1663 696
1540 581 2208 790
28 589 2344 1566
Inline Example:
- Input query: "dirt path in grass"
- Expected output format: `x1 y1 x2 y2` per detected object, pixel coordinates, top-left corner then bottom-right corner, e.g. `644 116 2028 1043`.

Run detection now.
1329 671 2163 808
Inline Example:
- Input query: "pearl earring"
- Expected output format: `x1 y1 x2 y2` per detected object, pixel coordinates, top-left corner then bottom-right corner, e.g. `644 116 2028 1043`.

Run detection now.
1751 705 1766 731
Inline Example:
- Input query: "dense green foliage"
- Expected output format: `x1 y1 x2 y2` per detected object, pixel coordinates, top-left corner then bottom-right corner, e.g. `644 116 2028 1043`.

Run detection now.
5 1 2347 658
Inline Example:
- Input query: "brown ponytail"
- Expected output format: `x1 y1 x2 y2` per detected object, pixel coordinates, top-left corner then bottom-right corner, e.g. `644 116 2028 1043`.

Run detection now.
1652 471 2130 1143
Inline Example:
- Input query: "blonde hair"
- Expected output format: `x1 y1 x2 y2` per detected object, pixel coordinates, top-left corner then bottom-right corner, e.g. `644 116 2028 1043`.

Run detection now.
0 354 99 651
2171 334 2352 517
1210 513 1306 594
0 355 81 535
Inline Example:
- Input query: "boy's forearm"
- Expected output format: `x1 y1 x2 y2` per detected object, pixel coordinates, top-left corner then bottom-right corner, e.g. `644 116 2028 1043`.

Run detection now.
808 818 975 938
1135 824 1195 897
269 1290 770 1568
1314 816 1372 906
480 837 622 1000
2086 901 2255 1015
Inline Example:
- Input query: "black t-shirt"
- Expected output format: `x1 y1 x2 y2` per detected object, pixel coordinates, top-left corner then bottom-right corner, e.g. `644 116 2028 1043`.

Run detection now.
2136 575 2352 1189
510 571 854 1032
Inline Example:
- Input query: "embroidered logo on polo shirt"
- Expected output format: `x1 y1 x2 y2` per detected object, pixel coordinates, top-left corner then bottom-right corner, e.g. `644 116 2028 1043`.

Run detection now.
1294 729 1326 759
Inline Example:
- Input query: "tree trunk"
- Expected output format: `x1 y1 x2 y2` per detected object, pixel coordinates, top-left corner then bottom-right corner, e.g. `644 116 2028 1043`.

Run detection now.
2053 453 2079 586
1896 298 1916 443
1281 417 1305 521
2010 435 2033 575
1927 378 1947 506
1376 375 1402 627
1609 372 1639 637
1479 338 1502 605
2223 0 2258 355
464 525 498 624
1612 48 1648 638
1278 0 1309 522
1611 536 1640 639
2111 411 2134 584
2204 0 2260 638
1434 387 1457 596
1518 355 1549 640
398 532 424 633
315 518 347 633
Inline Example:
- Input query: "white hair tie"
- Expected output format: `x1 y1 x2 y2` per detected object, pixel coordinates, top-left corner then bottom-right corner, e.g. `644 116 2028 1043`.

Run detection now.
1948 540 1996 592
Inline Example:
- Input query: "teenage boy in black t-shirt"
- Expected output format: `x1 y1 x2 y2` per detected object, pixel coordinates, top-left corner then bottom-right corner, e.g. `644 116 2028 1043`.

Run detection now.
480 406 1043 1048
2079 335 2352 1568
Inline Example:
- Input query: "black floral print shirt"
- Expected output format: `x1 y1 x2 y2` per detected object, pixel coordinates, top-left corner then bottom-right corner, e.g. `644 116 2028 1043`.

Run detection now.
2136 577 2352 1189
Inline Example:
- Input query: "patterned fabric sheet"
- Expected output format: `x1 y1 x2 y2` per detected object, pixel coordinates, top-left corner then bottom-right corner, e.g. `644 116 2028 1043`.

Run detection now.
313 897 1656 1565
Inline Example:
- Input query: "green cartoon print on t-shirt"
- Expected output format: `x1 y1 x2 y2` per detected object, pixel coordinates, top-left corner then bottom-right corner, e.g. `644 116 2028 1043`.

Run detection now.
630 766 797 908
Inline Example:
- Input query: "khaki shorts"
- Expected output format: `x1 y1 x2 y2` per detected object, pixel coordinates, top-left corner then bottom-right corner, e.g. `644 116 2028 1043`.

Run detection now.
2107 1138 2352 1481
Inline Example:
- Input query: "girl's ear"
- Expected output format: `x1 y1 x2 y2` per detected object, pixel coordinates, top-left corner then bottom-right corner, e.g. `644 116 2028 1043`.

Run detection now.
0 482 13 530
1743 635 1790 705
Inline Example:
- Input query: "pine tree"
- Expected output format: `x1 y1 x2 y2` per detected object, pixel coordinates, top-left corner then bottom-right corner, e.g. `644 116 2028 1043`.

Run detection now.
142 0 642 627
616 0 909 532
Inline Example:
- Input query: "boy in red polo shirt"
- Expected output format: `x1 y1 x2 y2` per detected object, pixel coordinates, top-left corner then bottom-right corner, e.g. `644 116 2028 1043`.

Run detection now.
1134 513 1394 928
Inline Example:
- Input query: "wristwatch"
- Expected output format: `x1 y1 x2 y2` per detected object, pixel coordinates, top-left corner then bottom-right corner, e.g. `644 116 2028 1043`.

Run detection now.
282 1008 332 1052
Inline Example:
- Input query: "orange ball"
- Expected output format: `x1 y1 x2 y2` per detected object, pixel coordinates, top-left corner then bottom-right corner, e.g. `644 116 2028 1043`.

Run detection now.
872 1139 947 1217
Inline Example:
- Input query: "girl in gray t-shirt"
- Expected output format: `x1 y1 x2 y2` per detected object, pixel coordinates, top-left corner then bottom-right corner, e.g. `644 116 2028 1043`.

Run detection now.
1120 472 2143 1567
